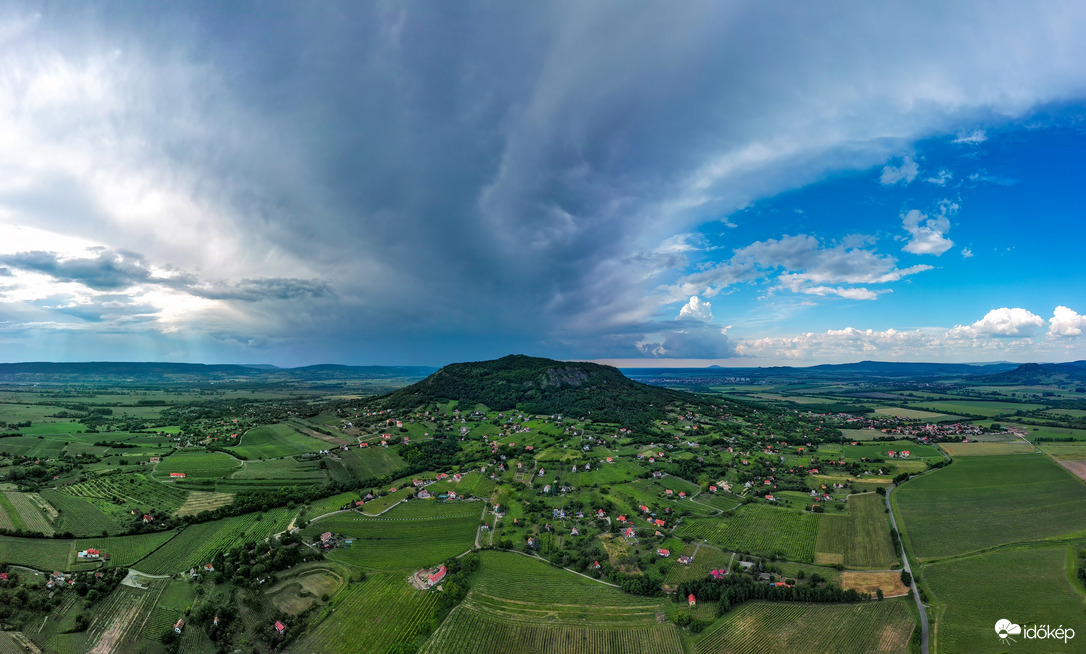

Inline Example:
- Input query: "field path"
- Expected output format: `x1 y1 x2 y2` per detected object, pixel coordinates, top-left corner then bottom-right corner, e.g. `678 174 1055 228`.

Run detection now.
885 483 928 654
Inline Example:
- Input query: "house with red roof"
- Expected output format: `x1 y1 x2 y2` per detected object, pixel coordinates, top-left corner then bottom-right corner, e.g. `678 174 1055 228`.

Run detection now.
169 472 186 478
427 565 447 587
274 620 286 635
657 548 670 557
688 594 696 606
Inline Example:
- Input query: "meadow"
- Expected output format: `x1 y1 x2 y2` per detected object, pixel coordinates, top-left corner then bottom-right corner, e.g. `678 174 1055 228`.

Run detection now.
231 423 329 459
692 600 914 654
292 573 439 654
893 454 1086 559
677 504 820 562
154 451 242 480
813 513 847 566
923 546 1085 653
844 493 897 569
337 446 407 480
910 400 1046 417
940 441 1036 456
302 501 478 571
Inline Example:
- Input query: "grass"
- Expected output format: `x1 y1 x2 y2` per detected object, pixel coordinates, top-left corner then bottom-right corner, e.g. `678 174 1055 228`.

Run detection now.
301 501 478 571
845 493 897 569
337 446 407 481
5 491 55 535
295 573 440 654
154 451 242 480
941 441 1036 456
924 546 1086 653
677 504 821 562
230 423 329 459
813 513 847 566
229 457 326 482
693 600 914 654
893 454 1086 560
63 472 189 515
872 407 954 420
359 486 414 514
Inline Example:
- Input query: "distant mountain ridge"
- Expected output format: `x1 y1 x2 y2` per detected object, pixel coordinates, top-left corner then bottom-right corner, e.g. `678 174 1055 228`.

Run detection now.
974 362 1086 385
378 354 708 425
0 361 436 383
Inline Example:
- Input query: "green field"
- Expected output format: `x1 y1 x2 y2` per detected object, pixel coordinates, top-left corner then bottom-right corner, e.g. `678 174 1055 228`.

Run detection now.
154 451 242 480
814 513 848 566
337 446 406 480
911 400 1047 417
293 573 439 653
872 407 955 420
41 489 123 535
302 501 478 570
693 600 915 654
231 423 329 459
677 504 820 562
62 472 189 515
229 457 327 483
136 509 295 573
845 493 897 569
924 546 1085 653
893 454 1086 559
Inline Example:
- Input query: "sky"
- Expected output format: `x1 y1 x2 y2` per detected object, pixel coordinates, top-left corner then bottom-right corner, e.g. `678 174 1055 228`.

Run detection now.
1 1 1085 368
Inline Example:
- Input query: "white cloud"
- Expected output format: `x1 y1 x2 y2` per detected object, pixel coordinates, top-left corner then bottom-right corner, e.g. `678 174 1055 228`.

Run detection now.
737 327 937 359
947 307 1045 339
901 206 955 255
880 156 919 185
953 129 988 144
1049 305 1086 337
961 247 974 258
924 169 953 186
677 295 713 322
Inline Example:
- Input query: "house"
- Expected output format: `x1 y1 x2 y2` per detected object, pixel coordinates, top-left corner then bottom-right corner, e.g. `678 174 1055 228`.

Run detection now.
174 618 185 634
597 509 606 518
739 561 755 570
688 594 696 607
204 563 215 572
639 505 650 512
571 527 579 536
709 485 717 493
359 442 368 447
678 492 686 499
417 490 431 499
77 548 101 559
427 565 447 587
448 491 458 499
623 527 635 538
606 457 613 463
142 514 154 523
765 495 775 501
321 531 333 544
617 515 627 523
678 556 692 565
654 519 666 527
169 472 186 478
593 561 601 569
657 548 670 557
0 573 8 581
274 620 286 635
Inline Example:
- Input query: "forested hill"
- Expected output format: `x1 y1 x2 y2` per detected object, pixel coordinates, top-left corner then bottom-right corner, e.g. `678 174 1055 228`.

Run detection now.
377 354 713 426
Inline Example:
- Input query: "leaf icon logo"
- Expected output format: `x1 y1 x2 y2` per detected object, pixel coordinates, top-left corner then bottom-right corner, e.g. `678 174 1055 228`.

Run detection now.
995 619 1022 643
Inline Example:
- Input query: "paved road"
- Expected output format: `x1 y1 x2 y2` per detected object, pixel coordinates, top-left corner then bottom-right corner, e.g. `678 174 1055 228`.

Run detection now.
885 484 928 654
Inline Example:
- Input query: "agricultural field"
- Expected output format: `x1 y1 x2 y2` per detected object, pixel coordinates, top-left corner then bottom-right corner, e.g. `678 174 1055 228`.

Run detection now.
337 446 407 480
693 600 915 654
0 530 176 570
136 509 295 574
844 493 897 569
40 489 122 535
813 513 847 565
677 504 820 562
62 472 189 515
893 454 1086 559
73 530 178 567
923 546 1085 653
229 457 327 483
231 423 329 459
419 606 684 654
0 534 76 571
176 490 234 516
358 486 414 514
662 544 731 586
301 501 478 570
154 450 242 480
84 579 169 653
291 573 439 654
872 406 955 420
910 400 1048 416
840 571 909 597
940 441 1036 456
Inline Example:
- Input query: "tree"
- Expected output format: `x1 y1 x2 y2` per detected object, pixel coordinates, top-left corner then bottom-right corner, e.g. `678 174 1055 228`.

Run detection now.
876 588 884 600
900 570 912 587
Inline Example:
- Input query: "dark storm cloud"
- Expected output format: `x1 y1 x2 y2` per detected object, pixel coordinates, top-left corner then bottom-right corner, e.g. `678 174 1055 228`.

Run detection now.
4 1 1086 364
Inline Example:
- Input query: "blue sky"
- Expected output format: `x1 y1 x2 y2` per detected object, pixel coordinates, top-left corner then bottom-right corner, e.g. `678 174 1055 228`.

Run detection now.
0 2 1084 367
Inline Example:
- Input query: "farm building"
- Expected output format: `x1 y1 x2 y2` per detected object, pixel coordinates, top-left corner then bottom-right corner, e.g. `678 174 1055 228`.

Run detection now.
427 565 447 587
274 620 286 635
174 619 185 634
688 594 696 607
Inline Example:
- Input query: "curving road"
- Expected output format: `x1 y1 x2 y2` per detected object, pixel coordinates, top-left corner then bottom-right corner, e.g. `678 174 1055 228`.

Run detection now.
885 483 928 654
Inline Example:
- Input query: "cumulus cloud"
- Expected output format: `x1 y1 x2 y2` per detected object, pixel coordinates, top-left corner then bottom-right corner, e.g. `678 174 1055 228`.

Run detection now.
947 307 1045 339
961 247 974 258
925 169 953 186
1049 305 1086 337
738 327 937 359
670 234 931 302
637 324 736 358
880 156 919 185
901 204 955 255
677 296 713 322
